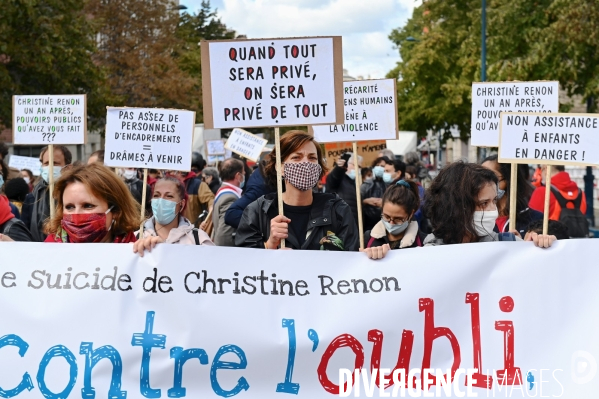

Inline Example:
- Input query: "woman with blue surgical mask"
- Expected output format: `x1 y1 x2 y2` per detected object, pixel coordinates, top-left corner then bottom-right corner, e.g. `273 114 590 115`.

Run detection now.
134 176 213 256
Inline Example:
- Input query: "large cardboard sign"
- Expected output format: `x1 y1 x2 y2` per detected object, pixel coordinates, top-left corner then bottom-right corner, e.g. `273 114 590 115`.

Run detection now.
7 155 41 175
471 81 559 147
12 94 86 144
225 128 268 162
324 140 387 170
498 112 599 166
104 107 195 171
1 241 597 398
312 79 398 143
201 36 344 129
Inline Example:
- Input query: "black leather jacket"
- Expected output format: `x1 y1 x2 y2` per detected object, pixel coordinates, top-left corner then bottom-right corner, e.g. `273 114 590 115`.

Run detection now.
0 217 33 242
235 192 359 251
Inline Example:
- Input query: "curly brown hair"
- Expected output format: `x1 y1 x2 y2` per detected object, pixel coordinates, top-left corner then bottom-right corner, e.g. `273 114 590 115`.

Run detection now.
44 163 141 242
264 130 327 188
425 161 498 244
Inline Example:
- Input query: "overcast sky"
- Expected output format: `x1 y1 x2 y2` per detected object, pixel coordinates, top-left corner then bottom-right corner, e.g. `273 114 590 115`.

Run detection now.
184 0 419 79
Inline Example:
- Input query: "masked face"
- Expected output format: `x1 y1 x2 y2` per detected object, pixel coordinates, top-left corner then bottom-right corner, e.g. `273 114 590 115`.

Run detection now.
152 180 184 225
283 141 321 191
121 169 137 181
61 207 114 243
381 203 412 236
373 166 385 178
473 183 499 237
40 166 62 184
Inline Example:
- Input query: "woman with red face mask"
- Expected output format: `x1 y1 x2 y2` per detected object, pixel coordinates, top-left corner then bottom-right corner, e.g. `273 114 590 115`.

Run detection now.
44 163 140 243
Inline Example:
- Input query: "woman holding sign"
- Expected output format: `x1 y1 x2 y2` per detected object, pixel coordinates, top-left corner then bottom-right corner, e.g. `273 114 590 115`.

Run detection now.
236 131 359 251
43 164 140 243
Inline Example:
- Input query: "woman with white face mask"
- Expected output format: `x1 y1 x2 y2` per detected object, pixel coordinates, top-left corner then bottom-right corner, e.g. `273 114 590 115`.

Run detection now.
134 176 213 256
423 161 555 248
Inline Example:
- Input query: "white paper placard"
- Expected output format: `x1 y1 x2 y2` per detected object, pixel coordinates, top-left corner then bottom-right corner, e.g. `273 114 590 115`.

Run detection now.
225 128 268 161
202 36 344 128
104 107 195 171
312 79 398 143
471 81 559 147
207 154 225 164
7 155 42 175
498 112 599 166
206 139 226 155
12 94 86 144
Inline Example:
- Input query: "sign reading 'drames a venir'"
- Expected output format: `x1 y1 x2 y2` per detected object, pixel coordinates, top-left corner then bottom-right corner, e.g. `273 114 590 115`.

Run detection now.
201 37 344 129
225 128 268 162
12 95 86 144
498 112 599 166
471 81 559 147
104 107 195 171
312 79 398 143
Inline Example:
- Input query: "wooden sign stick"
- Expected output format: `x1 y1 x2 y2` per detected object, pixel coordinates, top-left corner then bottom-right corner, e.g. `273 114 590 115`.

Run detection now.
139 168 148 236
48 144 55 219
542 165 552 235
509 163 517 233
274 127 286 249
353 142 365 250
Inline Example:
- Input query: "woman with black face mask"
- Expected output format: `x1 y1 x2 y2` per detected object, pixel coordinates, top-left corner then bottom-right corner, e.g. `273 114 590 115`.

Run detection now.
235 130 359 251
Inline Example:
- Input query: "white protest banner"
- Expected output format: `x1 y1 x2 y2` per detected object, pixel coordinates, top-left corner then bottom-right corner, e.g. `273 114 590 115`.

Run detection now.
471 81 559 147
498 112 599 166
201 36 344 128
2 241 597 398
311 79 398 142
206 139 226 156
104 107 195 171
225 128 268 162
12 94 86 144
7 155 41 175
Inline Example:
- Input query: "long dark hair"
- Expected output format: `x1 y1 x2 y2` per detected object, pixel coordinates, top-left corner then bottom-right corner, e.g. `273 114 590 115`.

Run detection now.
425 161 498 244
482 154 533 216
382 180 420 218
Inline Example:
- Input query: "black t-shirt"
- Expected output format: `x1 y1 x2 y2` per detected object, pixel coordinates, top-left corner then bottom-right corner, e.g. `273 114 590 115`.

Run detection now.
283 203 312 248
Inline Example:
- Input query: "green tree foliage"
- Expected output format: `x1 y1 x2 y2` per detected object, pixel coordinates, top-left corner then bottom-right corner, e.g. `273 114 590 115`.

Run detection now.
0 0 109 129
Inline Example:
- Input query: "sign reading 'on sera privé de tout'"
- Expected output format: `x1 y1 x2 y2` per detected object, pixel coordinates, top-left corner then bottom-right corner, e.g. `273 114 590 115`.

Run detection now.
312 79 398 143
12 94 86 144
498 112 599 166
471 81 559 147
104 107 195 171
201 36 344 129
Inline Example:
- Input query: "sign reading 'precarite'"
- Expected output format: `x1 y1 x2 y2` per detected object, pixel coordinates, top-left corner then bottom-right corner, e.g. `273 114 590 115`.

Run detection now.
104 107 195 171
498 112 599 166
201 36 344 129
471 81 559 147
12 94 86 144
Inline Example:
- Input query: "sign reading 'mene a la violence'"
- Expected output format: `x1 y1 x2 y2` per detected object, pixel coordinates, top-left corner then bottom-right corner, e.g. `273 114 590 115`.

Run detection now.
499 112 599 166
471 81 559 147
12 94 86 144
201 37 344 129
104 107 195 171
312 79 398 143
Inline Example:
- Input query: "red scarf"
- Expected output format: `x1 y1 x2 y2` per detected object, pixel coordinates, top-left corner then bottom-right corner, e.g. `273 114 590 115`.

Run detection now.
0 196 14 226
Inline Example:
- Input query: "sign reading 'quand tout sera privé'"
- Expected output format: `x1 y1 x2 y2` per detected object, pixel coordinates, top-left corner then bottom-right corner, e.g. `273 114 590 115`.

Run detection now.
498 112 599 166
201 37 344 129
12 94 86 144
471 81 559 147
311 79 398 143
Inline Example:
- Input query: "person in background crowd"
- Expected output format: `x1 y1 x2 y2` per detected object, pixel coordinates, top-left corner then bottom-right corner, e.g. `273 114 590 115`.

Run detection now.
361 167 372 183
119 168 151 216
20 169 34 192
225 158 274 229
0 162 33 241
385 158 406 184
405 151 433 188
236 130 359 251
168 169 214 228
531 165 543 187
378 149 395 160
362 156 390 231
325 152 361 225
482 155 542 236
44 164 139 243
524 220 569 241
4 177 29 218
405 165 417 180
147 169 161 194
403 164 426 224
362 180 426 260
0 142 20 180
134 176 213 256
231 152 253 191
203 167 221 194
312 175 326 194
528 165 588 237
424 161 556 248
191 151 207 174
87 149 105 165
211 159 245 246
23 145 72 242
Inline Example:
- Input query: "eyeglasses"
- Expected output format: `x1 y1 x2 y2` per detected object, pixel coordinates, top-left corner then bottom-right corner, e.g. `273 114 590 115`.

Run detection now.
381 214 409 225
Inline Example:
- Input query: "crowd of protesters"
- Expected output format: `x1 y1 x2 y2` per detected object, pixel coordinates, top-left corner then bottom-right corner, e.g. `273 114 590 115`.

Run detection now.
0 131 591 257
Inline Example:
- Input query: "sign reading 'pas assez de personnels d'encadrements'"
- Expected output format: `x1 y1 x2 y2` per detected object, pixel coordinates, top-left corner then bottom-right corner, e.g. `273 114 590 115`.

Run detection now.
201 36 344 129
12 94 86 144
104 107 195 171
471 81 559 147
311 79 398 143
498 112 599 166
